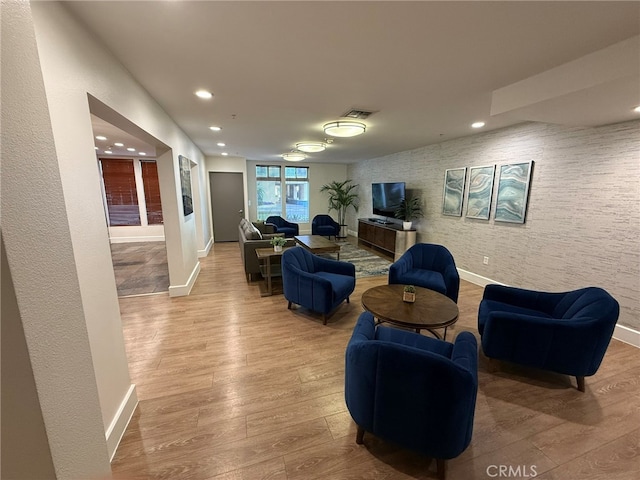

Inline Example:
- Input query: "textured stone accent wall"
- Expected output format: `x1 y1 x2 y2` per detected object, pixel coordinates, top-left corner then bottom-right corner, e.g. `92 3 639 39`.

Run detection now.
348 121 640 331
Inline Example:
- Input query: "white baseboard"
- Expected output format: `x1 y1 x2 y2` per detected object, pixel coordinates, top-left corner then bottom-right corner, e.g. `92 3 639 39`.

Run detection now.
613 324 640 348
109 236 165 243
169 261 201 297
106 384 138 462
198 237 214 258
457 268 504 288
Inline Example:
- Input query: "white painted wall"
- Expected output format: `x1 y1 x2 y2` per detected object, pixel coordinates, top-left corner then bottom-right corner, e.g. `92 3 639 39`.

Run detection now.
349 120 640 336
25 0 208 461
1 2 111 476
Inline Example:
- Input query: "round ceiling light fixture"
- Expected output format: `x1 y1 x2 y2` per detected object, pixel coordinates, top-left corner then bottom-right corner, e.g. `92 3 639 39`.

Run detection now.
323 120 366 137
295 142 326 153
281 152 307 162
195 90 213 99
471 121 486 129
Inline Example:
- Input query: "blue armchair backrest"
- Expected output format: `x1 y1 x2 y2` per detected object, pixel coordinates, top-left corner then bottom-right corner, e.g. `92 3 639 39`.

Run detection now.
313 214 338 226
282 246 316 273
406 243 457 272
552 287 619 322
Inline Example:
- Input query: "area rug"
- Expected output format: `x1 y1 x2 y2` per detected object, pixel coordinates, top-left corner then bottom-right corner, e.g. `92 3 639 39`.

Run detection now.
325 242 392 278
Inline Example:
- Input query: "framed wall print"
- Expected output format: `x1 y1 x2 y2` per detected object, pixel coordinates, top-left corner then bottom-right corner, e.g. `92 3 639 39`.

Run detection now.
495 161 534 224
179 155 194 217
465 165 495 220
442 167 466 216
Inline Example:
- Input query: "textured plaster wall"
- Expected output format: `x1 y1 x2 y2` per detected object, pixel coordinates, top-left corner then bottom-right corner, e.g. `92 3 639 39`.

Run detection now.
1 1 111 476
348 121 640 331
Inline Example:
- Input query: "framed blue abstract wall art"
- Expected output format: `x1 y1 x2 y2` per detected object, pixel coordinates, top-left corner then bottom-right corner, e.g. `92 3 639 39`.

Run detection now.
442 167 466 216
495 161 534 224
465 165 495 220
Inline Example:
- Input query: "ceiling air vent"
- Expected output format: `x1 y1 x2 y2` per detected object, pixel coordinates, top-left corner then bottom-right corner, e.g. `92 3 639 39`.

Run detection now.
342 108 376 119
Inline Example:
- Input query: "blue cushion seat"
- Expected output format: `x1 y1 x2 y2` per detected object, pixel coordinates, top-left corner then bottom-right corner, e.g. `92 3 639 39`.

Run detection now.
345 312 478 478
478 284 619 391
265 215 299 238
389 243 460 302
311 214 341 239
282 247 356 324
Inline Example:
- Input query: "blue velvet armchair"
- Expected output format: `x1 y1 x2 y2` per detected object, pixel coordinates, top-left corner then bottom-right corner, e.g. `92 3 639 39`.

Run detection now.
478 285 619 392
281 247 356 324
389 243 460 302
265 215 299 238
345 312 478 479
311 214 341 239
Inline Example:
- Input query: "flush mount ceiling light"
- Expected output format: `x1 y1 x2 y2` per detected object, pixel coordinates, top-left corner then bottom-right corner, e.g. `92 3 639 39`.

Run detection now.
296 142 326 153
471 121 486 128
195 90 213 99
95 135 107 141
281 152 307 162
323 120 366 137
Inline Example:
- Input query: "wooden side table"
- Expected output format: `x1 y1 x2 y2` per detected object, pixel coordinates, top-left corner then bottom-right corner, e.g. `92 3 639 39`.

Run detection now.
255 246 293 296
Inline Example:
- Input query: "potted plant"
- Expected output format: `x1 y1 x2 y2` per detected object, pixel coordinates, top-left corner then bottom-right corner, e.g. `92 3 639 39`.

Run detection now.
320 180 359 238
403 285 416 303
395 194 423 230
270 236 287 252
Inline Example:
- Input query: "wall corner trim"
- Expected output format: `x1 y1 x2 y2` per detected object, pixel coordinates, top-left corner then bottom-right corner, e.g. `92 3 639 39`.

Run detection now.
105 384 138 462
169 261 201 297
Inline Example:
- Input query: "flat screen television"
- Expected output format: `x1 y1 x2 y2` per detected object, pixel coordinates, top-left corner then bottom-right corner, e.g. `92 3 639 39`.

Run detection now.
372 182 405 217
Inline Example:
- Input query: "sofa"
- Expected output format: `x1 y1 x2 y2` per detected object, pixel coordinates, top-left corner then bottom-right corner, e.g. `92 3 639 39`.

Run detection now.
478 284 619 391
238 218 295 282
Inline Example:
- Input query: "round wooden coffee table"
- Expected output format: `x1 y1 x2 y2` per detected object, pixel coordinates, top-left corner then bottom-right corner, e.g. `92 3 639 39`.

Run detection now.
361 284 459 339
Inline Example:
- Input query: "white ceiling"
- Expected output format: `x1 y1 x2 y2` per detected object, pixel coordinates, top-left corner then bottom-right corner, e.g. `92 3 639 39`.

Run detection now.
67 1 640 164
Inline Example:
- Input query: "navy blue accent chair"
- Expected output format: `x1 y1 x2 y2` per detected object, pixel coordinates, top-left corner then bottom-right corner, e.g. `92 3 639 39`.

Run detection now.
345 312 478 479
478 285 619 392
281 247 356 324
311 214 341 239
389 243 460 302
265 215 299 238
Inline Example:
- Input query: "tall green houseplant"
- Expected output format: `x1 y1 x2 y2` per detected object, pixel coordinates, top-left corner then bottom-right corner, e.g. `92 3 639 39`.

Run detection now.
320 180 359 230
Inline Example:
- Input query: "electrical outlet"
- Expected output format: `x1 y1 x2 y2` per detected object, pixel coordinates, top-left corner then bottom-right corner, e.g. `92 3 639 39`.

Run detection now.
483 256 489 265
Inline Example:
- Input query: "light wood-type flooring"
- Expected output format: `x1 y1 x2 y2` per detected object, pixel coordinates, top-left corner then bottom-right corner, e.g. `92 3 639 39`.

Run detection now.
112 238 640 479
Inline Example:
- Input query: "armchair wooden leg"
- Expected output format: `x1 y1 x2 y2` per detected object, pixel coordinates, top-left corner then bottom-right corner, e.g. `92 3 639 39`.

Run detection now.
346 297 350 303
356 426 365 444
576 376 585 392
322 314 327 325
287 301 292 310
487 357 499 373
436 459 446 479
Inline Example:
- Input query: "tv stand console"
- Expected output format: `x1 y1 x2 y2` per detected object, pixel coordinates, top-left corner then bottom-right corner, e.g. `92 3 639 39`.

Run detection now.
358 218 416 261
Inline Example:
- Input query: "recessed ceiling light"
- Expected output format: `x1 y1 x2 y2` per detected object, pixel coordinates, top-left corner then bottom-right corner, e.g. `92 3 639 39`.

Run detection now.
94 147 98 150
221 152 229 156
471 121 485 128
634 106 640 113
209 126 222 131
217 142 226 147
296 142 326 153
281 152 307 162
114 142 124 147
127 147 136 152
95 135 107 141
104 150 113 154
139 152 146 156
195 90 213 99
